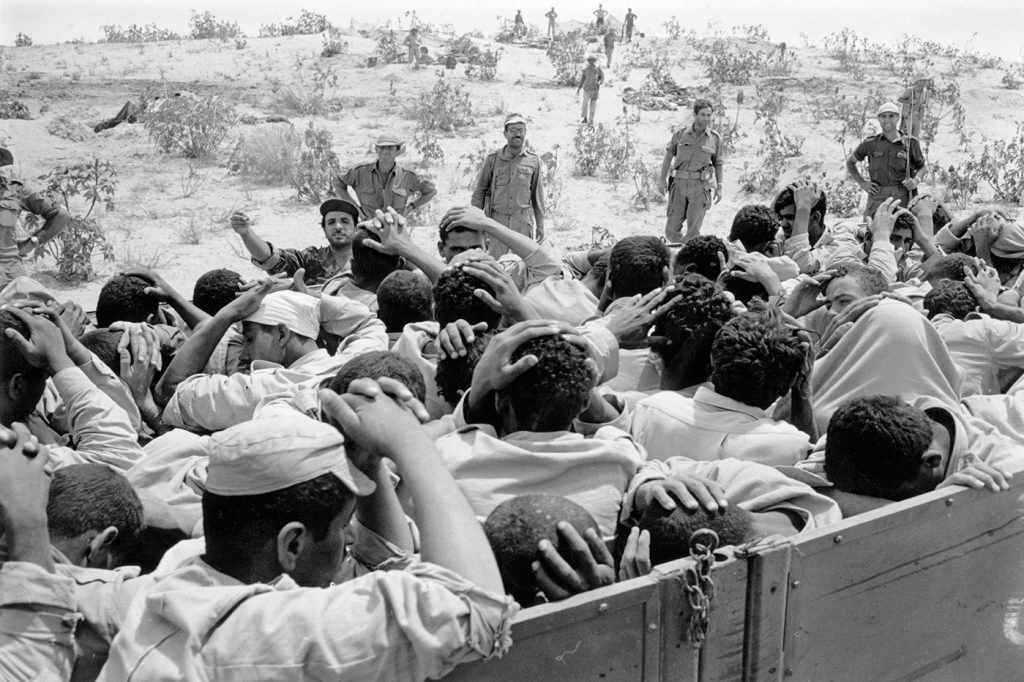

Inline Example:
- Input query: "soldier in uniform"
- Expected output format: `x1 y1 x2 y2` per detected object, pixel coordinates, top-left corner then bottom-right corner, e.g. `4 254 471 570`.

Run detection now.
577 55 605 124
658 100 723 243
229 196 360 287
846 101 924 219
545 7 558 39
623 8 637 42
471 114 546 258
404 28 420 66
0 148 70 288
594 4 607 31
338 134 436 218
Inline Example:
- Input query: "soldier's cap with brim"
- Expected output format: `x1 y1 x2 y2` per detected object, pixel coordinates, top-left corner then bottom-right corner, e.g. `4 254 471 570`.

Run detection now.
504 113 527 129
876 101 901 116
586 55 598 62
375 134 404 148
0 148 12 167
320 197 360 221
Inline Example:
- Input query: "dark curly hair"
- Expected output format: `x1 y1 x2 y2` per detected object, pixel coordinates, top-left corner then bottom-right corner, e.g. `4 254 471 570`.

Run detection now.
376 270 433 332
435 331 493 406
0 309 39 381
192 268 243 316
710 310 805 408
729 204 781 253
351 228 401 284
652 274 734 387
433 266 501 329
501 335 593 431
673 235 728 281
609 236 669 299
923 253 976 285
772 185 827 220
923 279 977 320
617 505 755 568
824 395 934 500
327 350 427 403
79 328 123 375
96 275 159 327
826 262 888 297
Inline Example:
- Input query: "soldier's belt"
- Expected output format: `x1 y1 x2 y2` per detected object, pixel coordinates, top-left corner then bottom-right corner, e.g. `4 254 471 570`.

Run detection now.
672 169 709 179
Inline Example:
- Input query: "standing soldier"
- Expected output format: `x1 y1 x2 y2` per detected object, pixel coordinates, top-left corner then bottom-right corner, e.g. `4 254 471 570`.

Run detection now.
0 147 70 288
404 27 420 66
594 4 607 31
623 8 637 42
545 6 557 39
513 10 526 39
338 134 436 218
603 27 616 67
658 99 723 243
846 101 924 219
471 114 546 257
577 55 604 124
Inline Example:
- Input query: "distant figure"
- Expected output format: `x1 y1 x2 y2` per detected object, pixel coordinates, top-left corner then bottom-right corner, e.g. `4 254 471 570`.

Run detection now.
471 114 546 256
404 27 420 66
658 99 724 243
577 55 605 124
603 27 616 67
419 45 432 64
338 134 437 217
623 8 637 42
545 6 557 39
513 10 526 38
594 4 607 31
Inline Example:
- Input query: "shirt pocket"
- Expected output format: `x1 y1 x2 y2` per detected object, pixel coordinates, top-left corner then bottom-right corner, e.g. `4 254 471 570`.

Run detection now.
0 196 21 230
514 165 534 208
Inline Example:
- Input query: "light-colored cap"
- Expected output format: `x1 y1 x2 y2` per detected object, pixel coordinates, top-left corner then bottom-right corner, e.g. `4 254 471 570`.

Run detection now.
0 276 57 306
504 113 527 128
244 290 320 340
375 134 403 147
877 101 901 116
202 406 376 497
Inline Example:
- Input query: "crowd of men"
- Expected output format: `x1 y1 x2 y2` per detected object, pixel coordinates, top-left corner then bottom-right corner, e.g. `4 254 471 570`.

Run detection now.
1 90 1023 680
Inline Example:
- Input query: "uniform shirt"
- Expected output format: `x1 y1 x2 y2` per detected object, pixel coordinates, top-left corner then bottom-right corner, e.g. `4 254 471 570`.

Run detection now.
0 561 79 682
630 386 811 465
852 132 924 187
931 313 1024 396
0 175 61 261
471 146 545 218
255 243 348 285
666 126 722 177
579 64 605 92
340 162 436 215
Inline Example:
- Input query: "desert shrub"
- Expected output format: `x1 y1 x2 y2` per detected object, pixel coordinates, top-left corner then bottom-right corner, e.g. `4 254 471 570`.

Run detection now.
546 31 586 86
292 123 340 203
376 29 403 64
539 146 563 213
809 86 885 156
918 80 969 152
976 123 1024 204
739 119 804 195
228 124 301 184
818 174 861 217
465 47 502 81
102 24 182 43
753 82 786 122
261 9 333 37
47 115 93 142
412 126 445 169
411 73 474 132
732 24 770 42
15 33 33 47
143 93 237 158
457 140 491 190
924 161 981 210
28 159 117 281
188 11 242 41
272 61 341 115
321 27 348 58
0 100 31 120
235 37 247 50
822 28 867 80
631 159 664 211
572 117 638 180
711 90 747 156
699 39 762 86
663 17 682 41
1003 69 1024 90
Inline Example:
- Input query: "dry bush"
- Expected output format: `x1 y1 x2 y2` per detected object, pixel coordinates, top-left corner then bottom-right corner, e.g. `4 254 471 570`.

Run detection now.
976 123 1024 204
375 30 403 64
228 124 301 185
272 61 342 115
292 123 341 203
546 31 586 86
102 24 181 42
410 73 474 132
321 28 348 58
143 94 238 158
188 11 242 40
15 33 33 47
699 39 762 86
0 100 32 120
739 119 805 195
259 9 331 37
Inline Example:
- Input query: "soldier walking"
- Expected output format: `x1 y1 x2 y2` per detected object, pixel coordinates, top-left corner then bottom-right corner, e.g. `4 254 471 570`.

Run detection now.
658 100 723 243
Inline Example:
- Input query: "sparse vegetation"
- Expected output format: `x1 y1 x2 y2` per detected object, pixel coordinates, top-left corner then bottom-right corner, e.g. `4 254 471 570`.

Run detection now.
292 123 341 203
321 27 348 58
375 30 403 64
14 33 33 47
102 24 181 43
271 60 342 115
143 94 238 158
410 73 474 132
188 11 242 41
228 124 301 185
259 9 332 37
0 100 31 120
976 123 1024 204
546 31 586 86
699 39 763 86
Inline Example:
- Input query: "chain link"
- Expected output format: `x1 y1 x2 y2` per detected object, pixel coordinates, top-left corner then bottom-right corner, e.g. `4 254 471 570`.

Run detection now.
681 528 719 647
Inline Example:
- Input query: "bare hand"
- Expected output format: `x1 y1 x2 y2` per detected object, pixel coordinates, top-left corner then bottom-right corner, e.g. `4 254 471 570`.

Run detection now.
469 319 570 397
939 458 1010 493
436 319 489 359
783 271 833 319
221 278 280 322
728 253 782 296
634 475 728 515
460 260 537 323
792 179 818 212
901 177 919 191
0 423 52 534
617 526 652 581
533 523 615 601
361 208 414 256
439 206 498 235
57 301 88 338
318 380 428 466
601 286 674 342
862 180 880 196
713 184 723 204
963 267 999 310
2 306 71 373
109 321 163 373
229 211 253 234
870 197 901 238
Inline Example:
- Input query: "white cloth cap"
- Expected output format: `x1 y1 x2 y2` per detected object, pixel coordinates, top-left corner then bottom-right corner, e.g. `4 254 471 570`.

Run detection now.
245 290 320 340
876 101 901 116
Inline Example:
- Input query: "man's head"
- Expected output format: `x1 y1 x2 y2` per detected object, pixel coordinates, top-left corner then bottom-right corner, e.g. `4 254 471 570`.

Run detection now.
582 253 610 299
651 274 734 390
438 222 487 262
201 412 375 587
504 114 527 153
609 236 670 300
876 101 901 134
242 290 320 365
923 253 976 286
825 395 952 500
433 265 502 329
586 55 597 65
710 310 806 409
79 328 123 375
693 99 713 130
436 331 493 407
484 494 600 605
673 235 728 281
0 147 12 168
192 268 243 316
376 270 433 332
924 279 977 320
0 309 48 424
96 275 159 328
729 205 782 255
350 229 402 289
864 211 915 254
47 464 144 569
773 185 828 244
621 505 755 567
497 334 594 432
822 263 888 316
374 134 403 166
319 198 360 249
327 351 426 403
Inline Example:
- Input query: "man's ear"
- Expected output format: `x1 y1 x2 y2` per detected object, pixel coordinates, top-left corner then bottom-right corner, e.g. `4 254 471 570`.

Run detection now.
85 526 119 568
276 522 311 575
275 323 292 346
922 452 944 471
437 241 445 257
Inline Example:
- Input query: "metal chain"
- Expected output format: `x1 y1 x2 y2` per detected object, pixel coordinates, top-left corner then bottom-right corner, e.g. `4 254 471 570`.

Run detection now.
682 528 719 648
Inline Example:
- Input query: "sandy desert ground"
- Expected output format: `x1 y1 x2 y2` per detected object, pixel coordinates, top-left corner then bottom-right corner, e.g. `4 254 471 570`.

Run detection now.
1 16 1022 307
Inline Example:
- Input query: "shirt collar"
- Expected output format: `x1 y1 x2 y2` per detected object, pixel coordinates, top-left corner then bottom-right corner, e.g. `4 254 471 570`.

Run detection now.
693 386 767 419
499 146 526 160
